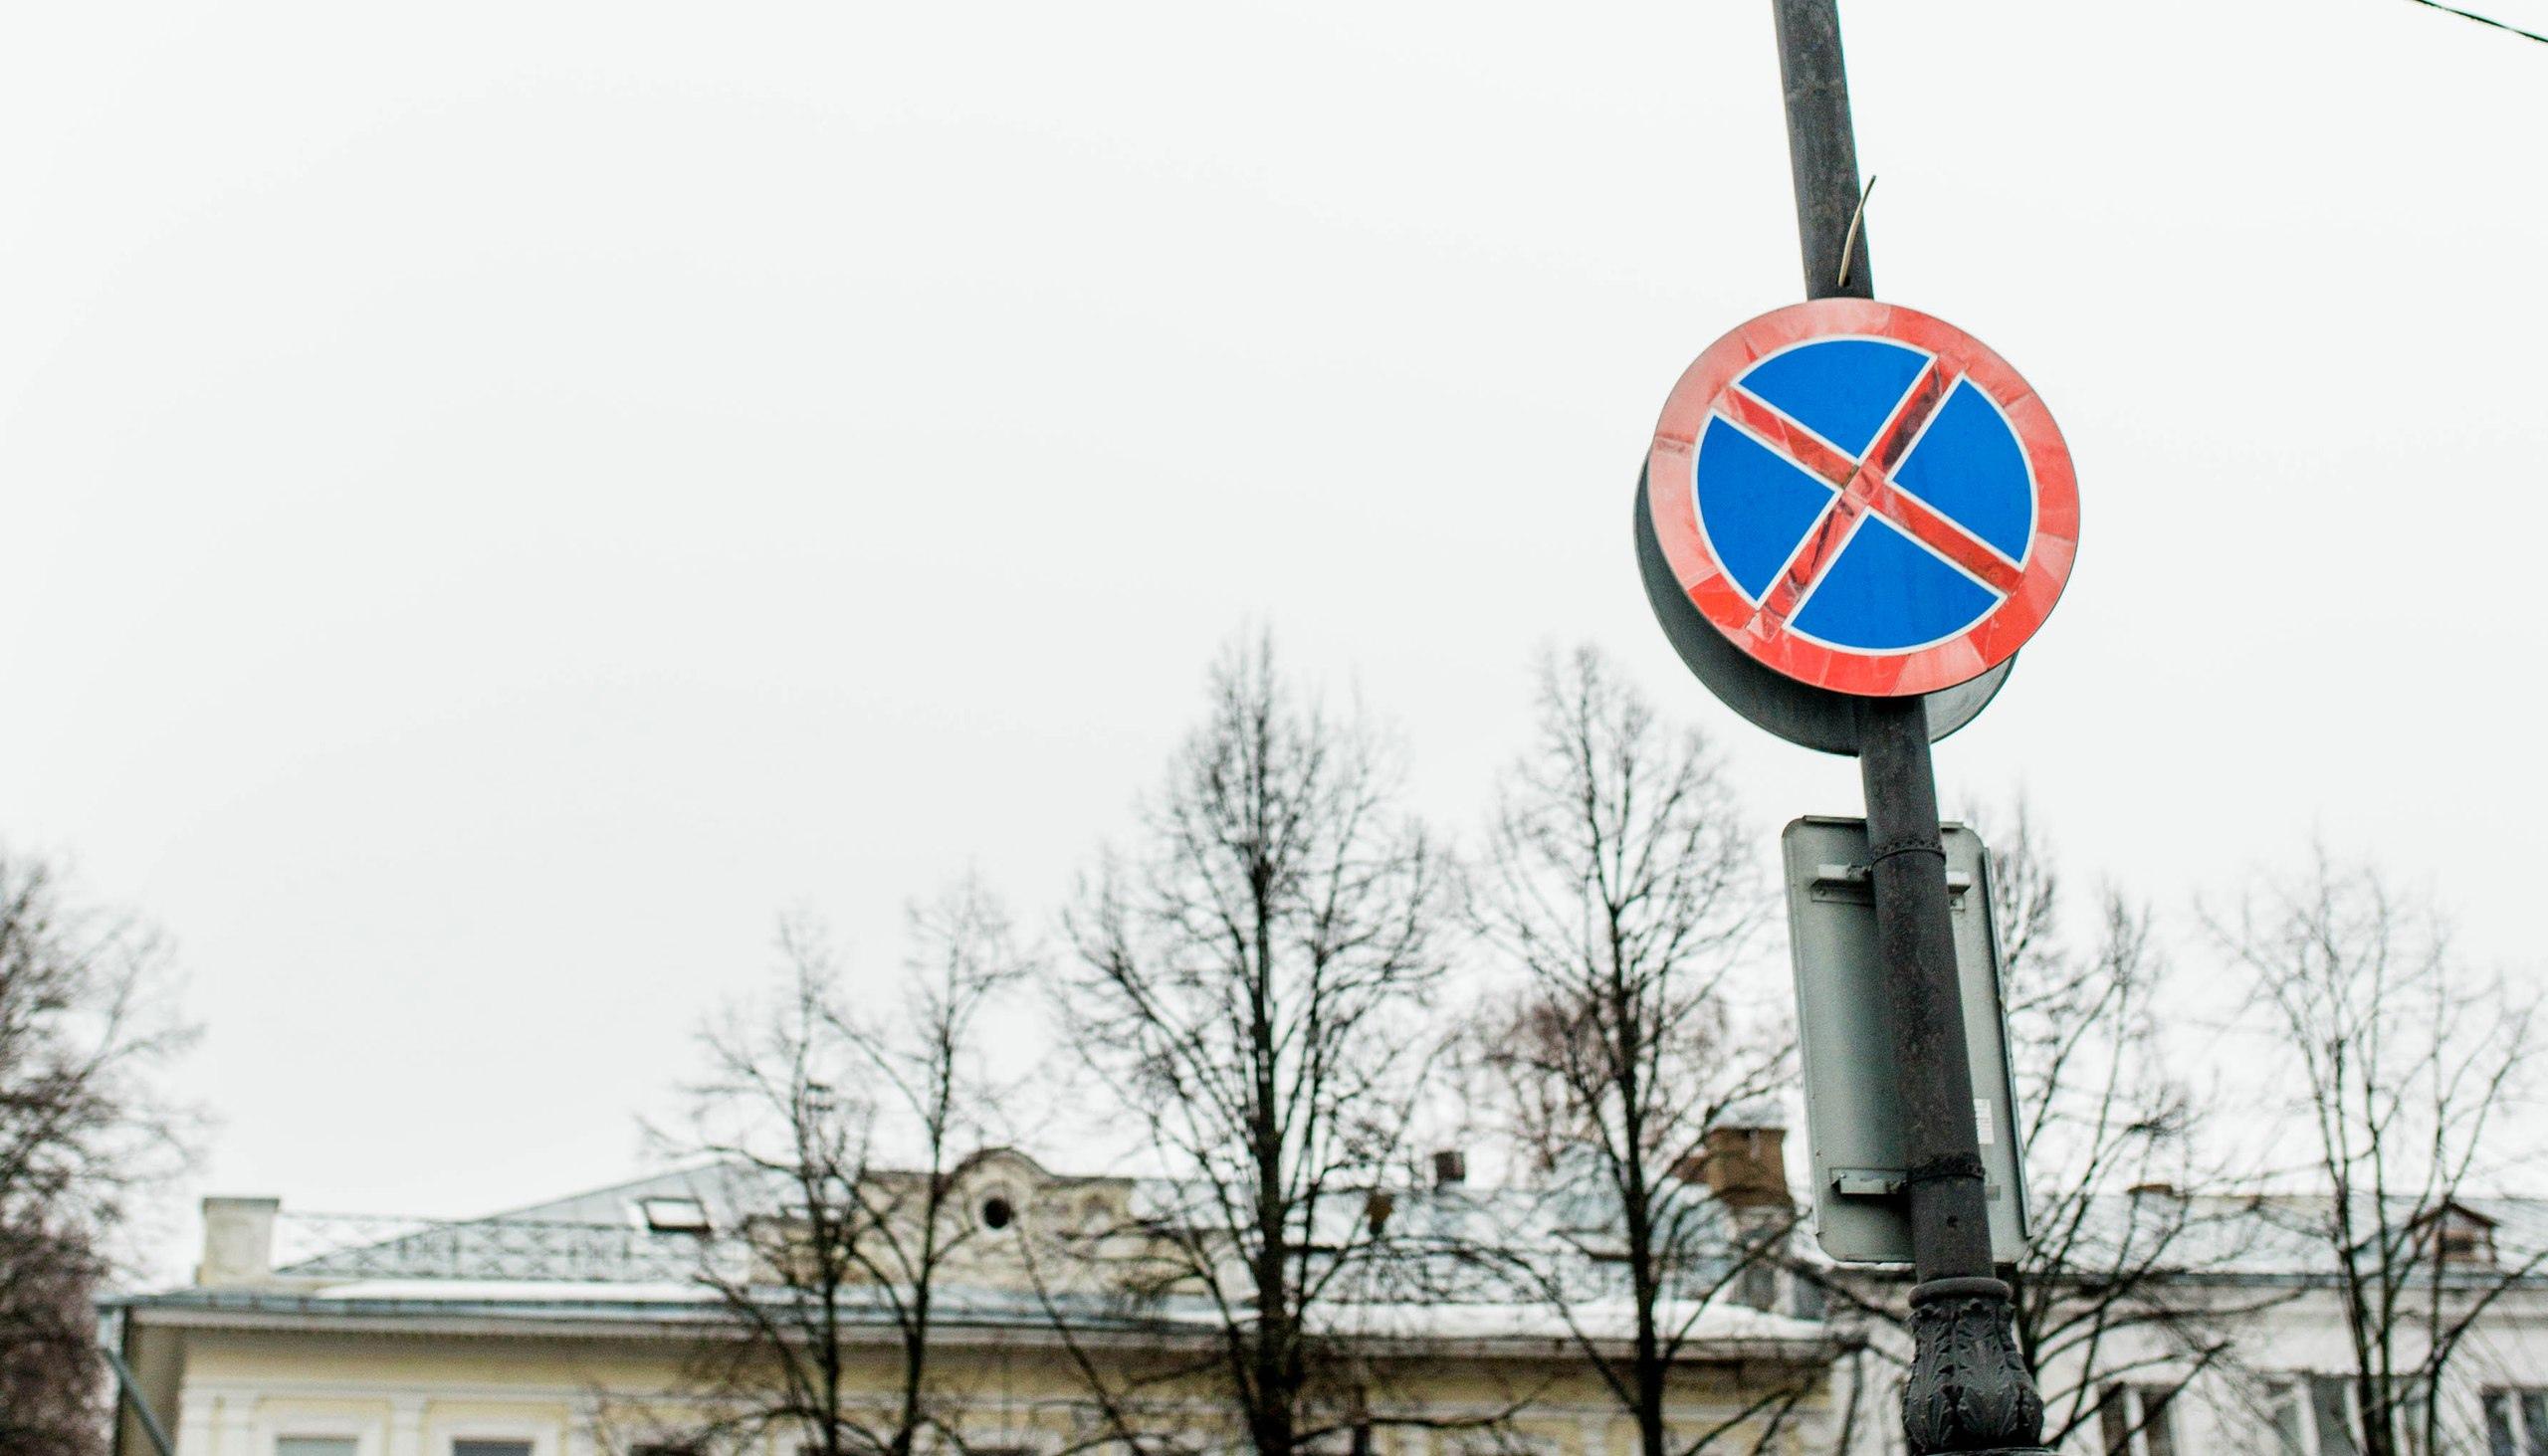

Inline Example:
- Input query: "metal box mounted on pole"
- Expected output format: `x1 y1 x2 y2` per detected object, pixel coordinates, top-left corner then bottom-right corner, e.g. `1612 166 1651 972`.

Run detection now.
1782 816 2028 1266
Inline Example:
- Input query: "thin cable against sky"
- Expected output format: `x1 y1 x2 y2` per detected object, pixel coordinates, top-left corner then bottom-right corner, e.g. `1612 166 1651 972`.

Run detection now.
2403 0 2548 45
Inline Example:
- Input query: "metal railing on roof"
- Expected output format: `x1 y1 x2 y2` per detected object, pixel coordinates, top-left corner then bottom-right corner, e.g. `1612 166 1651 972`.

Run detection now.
273 1210 723 1284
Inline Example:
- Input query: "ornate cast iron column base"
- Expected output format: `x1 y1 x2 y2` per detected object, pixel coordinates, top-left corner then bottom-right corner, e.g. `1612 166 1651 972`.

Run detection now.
1900 1277 2050 1455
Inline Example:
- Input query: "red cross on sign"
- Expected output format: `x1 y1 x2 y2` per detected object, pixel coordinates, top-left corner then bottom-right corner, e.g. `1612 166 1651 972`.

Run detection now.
1644 300 2080 698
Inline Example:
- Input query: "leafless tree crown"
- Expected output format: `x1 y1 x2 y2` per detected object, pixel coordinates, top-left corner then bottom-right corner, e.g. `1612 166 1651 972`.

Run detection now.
1062 635 1450 1456
630 877 1029 1456
1967 805 2277 1450
2214 854 2541 1456
1465 647 1803 1456
0 851 197 1456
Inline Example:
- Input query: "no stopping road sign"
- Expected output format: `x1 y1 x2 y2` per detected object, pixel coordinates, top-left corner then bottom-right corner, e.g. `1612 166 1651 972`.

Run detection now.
1643 300 2079 699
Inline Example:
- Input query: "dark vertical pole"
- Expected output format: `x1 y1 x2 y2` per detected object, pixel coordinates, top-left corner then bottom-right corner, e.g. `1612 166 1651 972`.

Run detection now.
100 1339 175 1456
1767 4 2048 1452
1770 0 1873 305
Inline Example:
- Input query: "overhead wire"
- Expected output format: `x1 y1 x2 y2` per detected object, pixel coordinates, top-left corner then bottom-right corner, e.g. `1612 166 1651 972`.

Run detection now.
2401 0 2548 46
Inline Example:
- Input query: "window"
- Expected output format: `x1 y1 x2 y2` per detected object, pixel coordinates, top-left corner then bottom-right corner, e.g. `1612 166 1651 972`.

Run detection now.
2261 1375 2433 1456
2432 1205 2498 1265
2263 1379 2310 1454
1733 1259 1780 1313
2485 1387 2548 1456
640 1196 712 1233
278 1442 356 1456
2313 1376 2365 1455
2095 1383 2178 1456
454 1443 532 1456
1441 1434 1559 1456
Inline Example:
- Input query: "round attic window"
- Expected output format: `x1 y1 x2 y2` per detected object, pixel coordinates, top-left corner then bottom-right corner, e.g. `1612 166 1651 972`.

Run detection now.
980 1194 1015 1230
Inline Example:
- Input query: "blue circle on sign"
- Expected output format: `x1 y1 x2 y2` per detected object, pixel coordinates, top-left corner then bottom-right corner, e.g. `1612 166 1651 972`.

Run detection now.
1693 336 2036 654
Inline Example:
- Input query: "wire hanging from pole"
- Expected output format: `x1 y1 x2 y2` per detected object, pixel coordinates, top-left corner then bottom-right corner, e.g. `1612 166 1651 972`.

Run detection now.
1836 175 1876 291
2402 0 2548 46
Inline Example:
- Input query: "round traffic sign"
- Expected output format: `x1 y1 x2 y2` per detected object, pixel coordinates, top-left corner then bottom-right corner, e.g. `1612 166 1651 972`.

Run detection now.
1642 300 2078 698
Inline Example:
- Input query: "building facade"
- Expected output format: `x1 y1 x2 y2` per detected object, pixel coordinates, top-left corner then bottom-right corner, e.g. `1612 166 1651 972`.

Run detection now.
112 1150 2548 1455
109 1149 1841 1456
1821 1196 2548 1454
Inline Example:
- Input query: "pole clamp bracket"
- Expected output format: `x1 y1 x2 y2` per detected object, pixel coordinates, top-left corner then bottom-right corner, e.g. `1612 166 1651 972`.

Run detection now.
1864 836 1945 867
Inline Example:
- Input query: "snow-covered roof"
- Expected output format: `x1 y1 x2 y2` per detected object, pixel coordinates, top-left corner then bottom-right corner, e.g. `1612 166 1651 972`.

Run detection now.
1811 1190 2548 1289
120 1155 1837 1360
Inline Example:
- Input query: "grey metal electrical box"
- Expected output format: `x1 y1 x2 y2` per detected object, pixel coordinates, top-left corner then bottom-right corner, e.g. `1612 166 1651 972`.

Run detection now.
1782 815 2029 1266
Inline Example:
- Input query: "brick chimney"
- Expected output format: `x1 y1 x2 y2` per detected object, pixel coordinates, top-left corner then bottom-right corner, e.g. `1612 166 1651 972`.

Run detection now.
1365 1190 1396 1234
197 1196 281 1287
1682 1127 1790 1211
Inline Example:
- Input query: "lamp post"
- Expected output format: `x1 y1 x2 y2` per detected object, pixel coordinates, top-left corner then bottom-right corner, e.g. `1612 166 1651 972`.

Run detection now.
1767 4 2050 1450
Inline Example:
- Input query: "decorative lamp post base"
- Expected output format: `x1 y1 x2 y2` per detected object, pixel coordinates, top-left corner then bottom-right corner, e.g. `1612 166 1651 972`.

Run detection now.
1899 1277 2050 1455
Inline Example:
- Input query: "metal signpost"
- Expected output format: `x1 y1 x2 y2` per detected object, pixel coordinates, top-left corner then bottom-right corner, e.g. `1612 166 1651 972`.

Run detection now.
1630 4 2080 1450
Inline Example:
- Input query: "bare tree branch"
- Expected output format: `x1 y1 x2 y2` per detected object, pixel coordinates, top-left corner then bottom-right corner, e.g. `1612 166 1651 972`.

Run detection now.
0 849 198 1456
1461 647 1807 1456
1056 634 1451 1456
2209 852 2540 1456
624 878 1029 1456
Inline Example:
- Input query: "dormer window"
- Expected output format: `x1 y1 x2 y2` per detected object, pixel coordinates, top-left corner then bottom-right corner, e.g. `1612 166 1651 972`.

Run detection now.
2434 1205 2497 1265
640 1197 713 1235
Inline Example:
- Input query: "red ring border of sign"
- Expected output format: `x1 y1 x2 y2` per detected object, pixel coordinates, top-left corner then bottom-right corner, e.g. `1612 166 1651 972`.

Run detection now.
1644 299 2079 699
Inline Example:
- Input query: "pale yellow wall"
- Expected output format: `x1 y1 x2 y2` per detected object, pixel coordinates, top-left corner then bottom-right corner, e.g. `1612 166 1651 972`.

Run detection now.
139 1323 1824 1456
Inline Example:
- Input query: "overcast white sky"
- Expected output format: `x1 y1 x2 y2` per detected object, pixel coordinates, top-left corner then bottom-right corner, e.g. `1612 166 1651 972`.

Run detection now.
4 0 2544 1257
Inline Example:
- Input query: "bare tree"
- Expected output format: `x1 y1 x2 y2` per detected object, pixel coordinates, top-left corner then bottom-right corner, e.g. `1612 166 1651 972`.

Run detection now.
636 878 1029 1456
2214 853 2542 1456
1463 647 1805 1456
0 850 196 1456
1975 807 2281 1452
1061 635 1451 1456
1796 810 2295 1454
